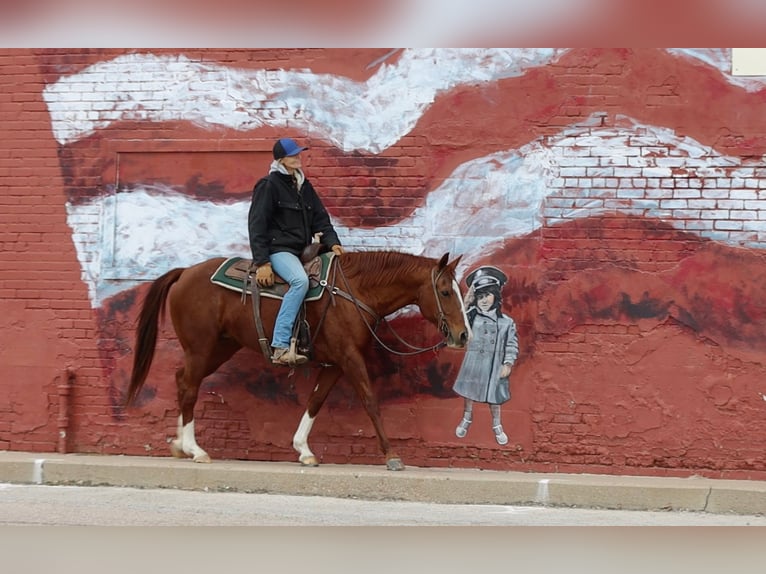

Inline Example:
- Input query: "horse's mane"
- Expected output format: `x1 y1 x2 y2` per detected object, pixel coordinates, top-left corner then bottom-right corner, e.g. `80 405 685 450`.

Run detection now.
339 250 436 290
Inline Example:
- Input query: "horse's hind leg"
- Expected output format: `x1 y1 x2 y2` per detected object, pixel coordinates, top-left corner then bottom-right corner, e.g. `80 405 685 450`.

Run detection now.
170 414 208 461
293 366 342 466
170 361 211 463
170 392 187 459
172 342 240 463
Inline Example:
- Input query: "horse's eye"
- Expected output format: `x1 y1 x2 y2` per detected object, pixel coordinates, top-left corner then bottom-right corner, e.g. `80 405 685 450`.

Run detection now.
440 289 450 297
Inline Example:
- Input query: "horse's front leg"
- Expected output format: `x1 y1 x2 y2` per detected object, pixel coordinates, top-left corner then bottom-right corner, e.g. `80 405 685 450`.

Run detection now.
293 366 342 466
342 354 404 471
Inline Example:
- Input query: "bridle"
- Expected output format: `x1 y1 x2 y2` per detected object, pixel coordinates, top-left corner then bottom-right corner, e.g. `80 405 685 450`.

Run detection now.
430 267 451 340
314 258 452 356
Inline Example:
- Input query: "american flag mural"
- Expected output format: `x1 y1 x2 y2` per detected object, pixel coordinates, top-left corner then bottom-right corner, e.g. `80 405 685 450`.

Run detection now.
10 48 766 475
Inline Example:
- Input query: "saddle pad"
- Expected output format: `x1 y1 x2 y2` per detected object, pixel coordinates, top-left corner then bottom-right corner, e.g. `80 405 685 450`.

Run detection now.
210 253 333 301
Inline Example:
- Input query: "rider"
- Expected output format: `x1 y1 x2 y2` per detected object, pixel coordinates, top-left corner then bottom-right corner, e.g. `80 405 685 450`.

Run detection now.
248 137 345 366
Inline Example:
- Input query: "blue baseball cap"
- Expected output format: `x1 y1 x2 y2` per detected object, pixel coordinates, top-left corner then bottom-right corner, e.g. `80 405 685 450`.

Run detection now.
273 138 308 160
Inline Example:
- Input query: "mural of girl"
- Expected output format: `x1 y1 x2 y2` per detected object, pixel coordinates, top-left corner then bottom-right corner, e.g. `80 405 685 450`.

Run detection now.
453 265 519 445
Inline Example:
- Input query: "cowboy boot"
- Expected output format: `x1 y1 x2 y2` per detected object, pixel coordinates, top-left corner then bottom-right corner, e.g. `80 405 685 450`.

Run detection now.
271 338 308 366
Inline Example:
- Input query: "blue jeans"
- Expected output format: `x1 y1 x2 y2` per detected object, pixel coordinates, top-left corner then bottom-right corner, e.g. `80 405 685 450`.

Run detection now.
269 251 309 349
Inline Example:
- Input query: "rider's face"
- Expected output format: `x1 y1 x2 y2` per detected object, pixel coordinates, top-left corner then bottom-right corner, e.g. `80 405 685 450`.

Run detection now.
281 153 302 173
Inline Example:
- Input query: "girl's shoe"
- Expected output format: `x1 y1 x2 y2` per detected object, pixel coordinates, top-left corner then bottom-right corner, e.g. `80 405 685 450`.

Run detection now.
492 424 508 445
455 417 472 438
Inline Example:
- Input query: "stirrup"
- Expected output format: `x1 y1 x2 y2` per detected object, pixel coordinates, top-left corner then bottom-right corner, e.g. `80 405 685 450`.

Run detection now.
271 347 308 366
492 424 508 445
455 417 472 438
288 337 308 365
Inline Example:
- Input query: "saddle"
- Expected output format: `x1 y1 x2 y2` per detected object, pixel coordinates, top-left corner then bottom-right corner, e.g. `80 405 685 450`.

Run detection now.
210 254 328 301
210 244 335 364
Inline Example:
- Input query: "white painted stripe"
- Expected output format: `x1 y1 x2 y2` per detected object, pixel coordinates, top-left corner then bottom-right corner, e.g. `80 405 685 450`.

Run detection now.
65 114 766 307
42 49 766 149
536 478 550 504
42 49 568 147
32 459 45 485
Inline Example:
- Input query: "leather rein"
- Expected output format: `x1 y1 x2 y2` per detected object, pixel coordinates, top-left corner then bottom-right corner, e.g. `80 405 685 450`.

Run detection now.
245 256 450 361
321 257 449 356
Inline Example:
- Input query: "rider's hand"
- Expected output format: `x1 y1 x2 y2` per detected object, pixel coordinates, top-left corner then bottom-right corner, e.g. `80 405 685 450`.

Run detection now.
331 244 345 256
255 263 274 287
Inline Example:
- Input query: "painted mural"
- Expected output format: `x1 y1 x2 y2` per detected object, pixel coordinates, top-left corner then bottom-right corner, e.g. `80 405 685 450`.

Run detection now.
453 265 519 445
29 48 766 475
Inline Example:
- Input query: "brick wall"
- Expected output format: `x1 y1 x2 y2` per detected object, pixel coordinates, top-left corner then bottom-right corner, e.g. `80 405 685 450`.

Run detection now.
2 48 766 479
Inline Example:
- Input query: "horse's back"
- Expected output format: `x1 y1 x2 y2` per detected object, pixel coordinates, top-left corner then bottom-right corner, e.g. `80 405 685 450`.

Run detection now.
175 257 228 285
168 257 233 317
192 256 229 274
169 256 266 348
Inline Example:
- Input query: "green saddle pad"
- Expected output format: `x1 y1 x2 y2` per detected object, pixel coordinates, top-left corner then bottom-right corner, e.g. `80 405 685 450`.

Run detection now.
210 252 333 301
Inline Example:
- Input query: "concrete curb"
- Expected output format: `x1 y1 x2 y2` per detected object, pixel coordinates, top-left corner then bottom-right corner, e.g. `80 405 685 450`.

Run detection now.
2 451 766 515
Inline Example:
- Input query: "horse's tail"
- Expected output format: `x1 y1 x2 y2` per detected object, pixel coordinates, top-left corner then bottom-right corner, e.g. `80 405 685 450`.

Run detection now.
126 267 185 407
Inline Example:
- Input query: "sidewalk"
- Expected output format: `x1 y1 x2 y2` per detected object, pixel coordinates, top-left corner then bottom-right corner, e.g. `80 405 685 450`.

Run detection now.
2 450 765 515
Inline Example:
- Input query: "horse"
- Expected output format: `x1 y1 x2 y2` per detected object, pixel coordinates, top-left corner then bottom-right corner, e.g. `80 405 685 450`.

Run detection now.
126 250 470 471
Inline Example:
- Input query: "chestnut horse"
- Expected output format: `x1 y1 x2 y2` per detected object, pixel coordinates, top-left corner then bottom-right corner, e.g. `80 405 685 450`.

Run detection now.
126 250 469 470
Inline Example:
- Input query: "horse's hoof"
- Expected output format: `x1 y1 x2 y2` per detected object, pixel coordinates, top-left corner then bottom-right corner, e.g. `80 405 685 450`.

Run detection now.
192 453 212 463
169 441 189 459
300 455 319 467
386 458 405 471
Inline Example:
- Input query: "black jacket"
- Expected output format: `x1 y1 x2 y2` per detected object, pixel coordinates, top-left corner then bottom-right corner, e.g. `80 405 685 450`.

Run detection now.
248 171 340 266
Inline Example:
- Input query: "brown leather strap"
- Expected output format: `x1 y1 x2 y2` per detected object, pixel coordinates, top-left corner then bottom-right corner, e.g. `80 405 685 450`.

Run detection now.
246 264 273 362
330 258 379 323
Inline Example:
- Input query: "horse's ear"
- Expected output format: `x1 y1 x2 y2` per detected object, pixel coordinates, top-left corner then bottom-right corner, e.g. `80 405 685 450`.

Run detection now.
447 254 463 271
438 253 463 275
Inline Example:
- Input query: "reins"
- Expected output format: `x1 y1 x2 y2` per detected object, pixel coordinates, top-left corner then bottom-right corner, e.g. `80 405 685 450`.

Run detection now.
326 257 447 356
244 255 450 362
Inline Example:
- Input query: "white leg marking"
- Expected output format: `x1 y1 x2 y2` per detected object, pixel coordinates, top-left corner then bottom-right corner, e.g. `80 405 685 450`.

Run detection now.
292 411 316 463
169 415 186 458
182 420 211 462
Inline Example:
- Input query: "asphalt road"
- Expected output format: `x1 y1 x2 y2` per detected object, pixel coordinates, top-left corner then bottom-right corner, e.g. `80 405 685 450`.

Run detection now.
3 482 766 526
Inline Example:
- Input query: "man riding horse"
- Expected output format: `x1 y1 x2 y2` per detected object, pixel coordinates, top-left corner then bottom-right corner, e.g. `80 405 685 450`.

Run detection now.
248 137 345 366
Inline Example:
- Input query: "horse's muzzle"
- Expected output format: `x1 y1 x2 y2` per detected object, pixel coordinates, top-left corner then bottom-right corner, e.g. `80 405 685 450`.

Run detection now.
447 330 468 349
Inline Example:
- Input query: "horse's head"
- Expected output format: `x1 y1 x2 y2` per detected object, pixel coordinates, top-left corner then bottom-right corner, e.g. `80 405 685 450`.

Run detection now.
419 253 470 349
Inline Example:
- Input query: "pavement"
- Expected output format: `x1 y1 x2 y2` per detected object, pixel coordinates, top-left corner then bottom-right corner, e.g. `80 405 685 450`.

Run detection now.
2 450 766 516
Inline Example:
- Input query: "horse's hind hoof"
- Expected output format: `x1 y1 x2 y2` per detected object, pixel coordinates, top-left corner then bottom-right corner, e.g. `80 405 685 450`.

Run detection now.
386 458 405 471
300 455 319 467
170 441 190 459
193 453 212 463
